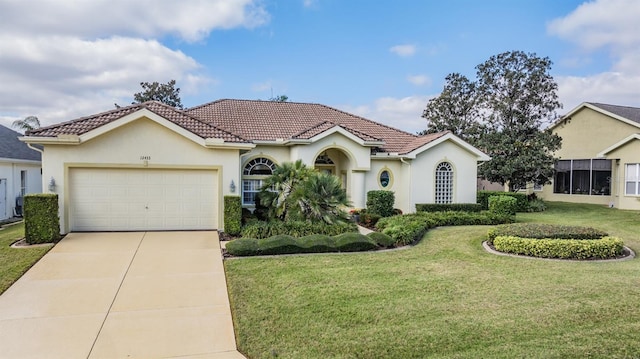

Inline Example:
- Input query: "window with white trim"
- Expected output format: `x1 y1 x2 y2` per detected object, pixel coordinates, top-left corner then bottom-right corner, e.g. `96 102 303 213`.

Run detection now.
242 158 276 205
20 170 27 197
625 164 640 196
435 162 453 204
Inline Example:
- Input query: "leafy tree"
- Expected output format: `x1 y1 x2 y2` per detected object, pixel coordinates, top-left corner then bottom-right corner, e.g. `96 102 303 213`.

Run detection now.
12 116 40 133
421 73 484 142
269 95 289 102
133 79 183 108
422 51 562 192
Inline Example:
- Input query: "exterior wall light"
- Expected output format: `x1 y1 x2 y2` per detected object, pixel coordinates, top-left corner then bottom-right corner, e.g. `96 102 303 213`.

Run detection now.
230 180 236 193
48 177 56 192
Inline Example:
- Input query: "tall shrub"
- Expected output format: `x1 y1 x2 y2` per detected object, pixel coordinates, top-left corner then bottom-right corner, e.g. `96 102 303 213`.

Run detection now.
366 190 395 217
223 195 242 236
24 194 60 244
488 195 517 216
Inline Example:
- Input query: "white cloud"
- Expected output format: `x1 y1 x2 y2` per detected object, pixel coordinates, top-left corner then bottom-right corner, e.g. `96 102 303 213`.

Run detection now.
389 44 416 57
548 0 640 110
407 75 431 86
303 0 317 8
343 95 432 134
0 0 269 129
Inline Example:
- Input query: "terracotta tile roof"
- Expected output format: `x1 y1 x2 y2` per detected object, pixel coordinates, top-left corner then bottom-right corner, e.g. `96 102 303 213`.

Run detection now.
588 103 640 124
186 99 425 152
27 99 449 154
28 101 248 143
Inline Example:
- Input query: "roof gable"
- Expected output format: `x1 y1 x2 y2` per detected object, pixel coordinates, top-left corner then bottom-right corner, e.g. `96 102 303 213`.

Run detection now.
551 102 640 130
597 133 640 157
399 132 490 160
0 125 40 162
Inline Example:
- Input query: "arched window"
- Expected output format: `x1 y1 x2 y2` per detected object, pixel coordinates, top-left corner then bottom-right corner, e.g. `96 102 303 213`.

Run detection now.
435 162 453 204
242 158 276 205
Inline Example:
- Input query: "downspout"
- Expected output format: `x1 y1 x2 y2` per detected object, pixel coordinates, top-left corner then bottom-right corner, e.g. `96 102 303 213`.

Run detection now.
27 143 43 154
400 157 411 212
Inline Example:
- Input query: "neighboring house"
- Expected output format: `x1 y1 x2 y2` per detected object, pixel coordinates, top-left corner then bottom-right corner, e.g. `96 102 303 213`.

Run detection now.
0 125 42 220
539 102 640 210
22 99 489 233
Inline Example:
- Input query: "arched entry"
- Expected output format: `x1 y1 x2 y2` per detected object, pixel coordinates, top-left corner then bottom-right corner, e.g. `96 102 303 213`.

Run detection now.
313 148 352 191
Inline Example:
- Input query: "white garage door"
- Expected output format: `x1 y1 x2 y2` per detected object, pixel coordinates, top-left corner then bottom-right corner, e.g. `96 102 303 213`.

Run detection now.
69 168 218 231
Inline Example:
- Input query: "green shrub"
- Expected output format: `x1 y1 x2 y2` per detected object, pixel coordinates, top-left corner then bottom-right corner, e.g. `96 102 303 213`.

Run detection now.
24 194 60 244
487 223 608 245
367 232 396 248
241 220 357 239
225 238 260 256
488 195 517 216
493 236 624 260
526 198 547 212
334 233 378 252
415 203 482 213
223 196 242 236
366 190 395 217
299 234 337 253
377 211 513 247
477 190 528 211
257 235 300 255
359 212 382 227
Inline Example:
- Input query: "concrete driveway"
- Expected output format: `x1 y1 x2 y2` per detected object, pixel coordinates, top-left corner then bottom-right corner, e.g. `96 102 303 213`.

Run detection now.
0 231 245 359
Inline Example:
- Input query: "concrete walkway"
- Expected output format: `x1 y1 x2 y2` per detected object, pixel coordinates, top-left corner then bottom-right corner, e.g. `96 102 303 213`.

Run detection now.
0 231 245 359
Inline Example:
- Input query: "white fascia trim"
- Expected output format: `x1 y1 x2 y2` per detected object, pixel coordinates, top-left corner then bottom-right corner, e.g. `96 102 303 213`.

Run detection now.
79 109 207 146
550 102 640 131
597 133 640 158
252 139 311 146
403 133 491 161
0 158 41 165
308 126 384 147
20 135 80 145
204 139 255 150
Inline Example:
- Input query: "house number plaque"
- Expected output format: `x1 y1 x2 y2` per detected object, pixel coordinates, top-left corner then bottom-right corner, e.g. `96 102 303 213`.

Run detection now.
140 156 151 160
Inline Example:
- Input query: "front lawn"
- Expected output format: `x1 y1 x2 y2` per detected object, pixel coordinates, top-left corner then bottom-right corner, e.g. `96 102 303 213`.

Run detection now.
225 202 640 358
0 222 52 294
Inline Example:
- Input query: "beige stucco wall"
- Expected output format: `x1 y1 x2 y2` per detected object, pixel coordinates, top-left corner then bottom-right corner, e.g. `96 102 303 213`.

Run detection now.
41 117 240 233
367 159 408 212
541 107 640 209
605 139 640 210
409 140 479 211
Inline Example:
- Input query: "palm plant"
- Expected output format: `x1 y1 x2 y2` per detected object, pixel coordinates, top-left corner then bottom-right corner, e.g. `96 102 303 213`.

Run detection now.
259 160 314 220
12 116 40 133
291 172 351 224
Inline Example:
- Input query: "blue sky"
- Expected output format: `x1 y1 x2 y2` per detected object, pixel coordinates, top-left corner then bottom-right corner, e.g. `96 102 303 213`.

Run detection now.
1 0 639 134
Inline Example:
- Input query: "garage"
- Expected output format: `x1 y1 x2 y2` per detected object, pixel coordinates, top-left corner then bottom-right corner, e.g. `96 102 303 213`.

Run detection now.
69 168 218 231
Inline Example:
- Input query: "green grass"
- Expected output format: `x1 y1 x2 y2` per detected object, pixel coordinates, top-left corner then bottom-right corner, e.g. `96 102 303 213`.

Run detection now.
0 222 52 294
225 202 640 358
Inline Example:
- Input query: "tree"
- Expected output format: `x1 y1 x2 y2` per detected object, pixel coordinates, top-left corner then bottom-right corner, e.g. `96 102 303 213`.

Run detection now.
133 80 183 108
12 116 40 133
421 73 484 142
259 160 314 220
269 95 288 102
422 51 562 191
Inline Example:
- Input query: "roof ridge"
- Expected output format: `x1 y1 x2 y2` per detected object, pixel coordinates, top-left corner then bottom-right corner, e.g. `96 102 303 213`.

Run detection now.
29 102 145 134
588 102 640 110
290 120 332 138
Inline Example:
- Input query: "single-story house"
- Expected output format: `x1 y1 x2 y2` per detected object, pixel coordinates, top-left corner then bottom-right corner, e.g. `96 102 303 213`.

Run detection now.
22 99 489 233
538 102 640 210
0 124 42 220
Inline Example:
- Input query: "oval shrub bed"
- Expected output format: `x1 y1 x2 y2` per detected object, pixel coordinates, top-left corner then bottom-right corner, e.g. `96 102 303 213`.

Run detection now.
487 223 625 260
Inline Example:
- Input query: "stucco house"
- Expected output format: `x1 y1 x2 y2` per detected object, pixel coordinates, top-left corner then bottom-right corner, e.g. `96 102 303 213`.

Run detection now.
539 102 640 210
0 125 42 220
22 99 489 233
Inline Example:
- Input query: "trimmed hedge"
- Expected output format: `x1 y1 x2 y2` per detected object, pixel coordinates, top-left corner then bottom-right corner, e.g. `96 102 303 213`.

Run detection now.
488 195 517 216
477 190 528 212
223 196 242 236
241 220 358 239
487 223 608 245
376 211 514 247
226 232 377 256
493 236 624 260
415 203 482 213
24 194 60 244
366 190 395 217
367 232 396 248
359 212 382 227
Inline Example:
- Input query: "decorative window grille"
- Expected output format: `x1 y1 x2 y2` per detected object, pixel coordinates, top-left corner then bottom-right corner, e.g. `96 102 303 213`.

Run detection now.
242 158 276 205
435 162 453 204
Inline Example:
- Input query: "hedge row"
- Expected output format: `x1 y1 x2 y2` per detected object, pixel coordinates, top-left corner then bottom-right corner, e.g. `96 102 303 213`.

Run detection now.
487 223 608 245
223 196 242 236
415 203 482 213
493 236 624 260
376 211 515 246
477 191 528 212
366 190 395 217
24 194 60 244
225 232 395 256
241 220 358 239
488 196 517 216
